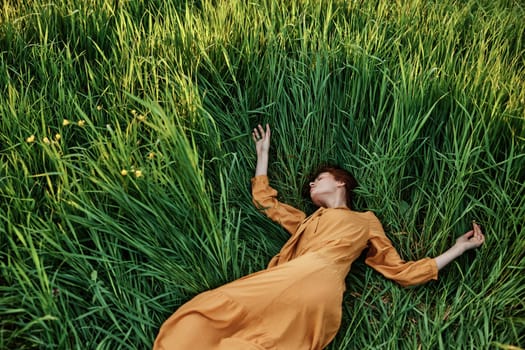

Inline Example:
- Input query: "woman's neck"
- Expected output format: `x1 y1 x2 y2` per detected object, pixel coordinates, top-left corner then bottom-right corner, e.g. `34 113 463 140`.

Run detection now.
320 196 348 209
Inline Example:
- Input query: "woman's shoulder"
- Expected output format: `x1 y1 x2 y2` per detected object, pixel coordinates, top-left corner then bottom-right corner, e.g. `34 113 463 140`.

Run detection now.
345 210 382 228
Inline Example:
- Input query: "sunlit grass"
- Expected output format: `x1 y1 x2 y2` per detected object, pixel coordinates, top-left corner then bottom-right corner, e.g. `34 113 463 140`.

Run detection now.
1 0 524 349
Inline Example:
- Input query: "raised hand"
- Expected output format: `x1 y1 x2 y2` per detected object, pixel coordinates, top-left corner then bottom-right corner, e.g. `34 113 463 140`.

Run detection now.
252 124 271 156
253 124 271 176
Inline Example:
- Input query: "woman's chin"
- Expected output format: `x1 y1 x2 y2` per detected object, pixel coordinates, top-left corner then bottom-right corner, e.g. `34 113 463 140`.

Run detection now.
310 196 322 207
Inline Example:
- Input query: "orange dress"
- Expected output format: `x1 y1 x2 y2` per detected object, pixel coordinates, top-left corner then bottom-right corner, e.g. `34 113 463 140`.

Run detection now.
153 176 438 350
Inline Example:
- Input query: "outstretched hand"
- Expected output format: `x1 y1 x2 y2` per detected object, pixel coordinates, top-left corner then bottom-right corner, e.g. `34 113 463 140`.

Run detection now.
435 221 485 270
455 221 485 253
252 124 271 156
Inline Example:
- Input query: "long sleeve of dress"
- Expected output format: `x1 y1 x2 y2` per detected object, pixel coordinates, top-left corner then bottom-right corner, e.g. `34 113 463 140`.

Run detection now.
364 213 438 287
251 175 306 235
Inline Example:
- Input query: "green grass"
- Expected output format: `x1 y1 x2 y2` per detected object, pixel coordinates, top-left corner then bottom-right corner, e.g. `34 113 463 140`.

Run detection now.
1 0 524 349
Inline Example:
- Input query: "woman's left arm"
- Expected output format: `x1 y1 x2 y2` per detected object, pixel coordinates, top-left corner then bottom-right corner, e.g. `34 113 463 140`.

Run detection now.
434 222 485 270
365 215 485 287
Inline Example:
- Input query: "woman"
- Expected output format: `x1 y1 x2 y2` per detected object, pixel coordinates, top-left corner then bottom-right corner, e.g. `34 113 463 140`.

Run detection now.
153 124 485 350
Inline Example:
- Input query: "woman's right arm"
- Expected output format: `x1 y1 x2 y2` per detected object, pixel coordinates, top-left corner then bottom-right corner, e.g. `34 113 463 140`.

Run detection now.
252 123 270 176
251 124 306 234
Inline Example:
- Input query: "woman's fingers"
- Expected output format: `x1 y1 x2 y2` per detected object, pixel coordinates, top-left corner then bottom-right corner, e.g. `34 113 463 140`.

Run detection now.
472 221 485 243
464 230 474 239
456 221 485 251
252 125 262 142
461 221 485 249
258 124 267 141
252 124 270 143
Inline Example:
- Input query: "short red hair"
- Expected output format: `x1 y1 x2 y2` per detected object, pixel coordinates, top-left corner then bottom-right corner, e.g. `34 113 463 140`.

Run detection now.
304 165 358 208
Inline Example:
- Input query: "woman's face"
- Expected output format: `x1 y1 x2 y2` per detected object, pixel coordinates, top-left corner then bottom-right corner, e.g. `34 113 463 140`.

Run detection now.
309 172 341 205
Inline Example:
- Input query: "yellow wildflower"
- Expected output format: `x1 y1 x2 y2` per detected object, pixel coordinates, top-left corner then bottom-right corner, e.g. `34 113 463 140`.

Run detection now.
43 137 51 145
137 114 146 122
77 120 86 127
147 152 155 159
62 119 70 126
96 105 103 111
26 135 35 143
134 170 143 178
121 169 128 176
54 133 61 141
131 109 137 116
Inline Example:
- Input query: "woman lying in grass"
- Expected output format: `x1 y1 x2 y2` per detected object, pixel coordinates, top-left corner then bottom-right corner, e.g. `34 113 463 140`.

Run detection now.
153 124 485 350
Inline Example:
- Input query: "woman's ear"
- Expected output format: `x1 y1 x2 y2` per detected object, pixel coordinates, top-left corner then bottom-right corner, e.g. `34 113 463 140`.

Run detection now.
336 180 346 188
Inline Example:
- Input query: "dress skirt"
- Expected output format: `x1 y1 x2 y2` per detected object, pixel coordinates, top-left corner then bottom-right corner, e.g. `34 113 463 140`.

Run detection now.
153 252 345 350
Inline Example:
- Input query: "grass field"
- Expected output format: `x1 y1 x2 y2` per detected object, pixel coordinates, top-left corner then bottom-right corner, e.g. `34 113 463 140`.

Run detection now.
1 0 524 349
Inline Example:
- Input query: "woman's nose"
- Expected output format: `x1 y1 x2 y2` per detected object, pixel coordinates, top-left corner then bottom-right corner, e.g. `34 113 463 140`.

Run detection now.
309 182 314 187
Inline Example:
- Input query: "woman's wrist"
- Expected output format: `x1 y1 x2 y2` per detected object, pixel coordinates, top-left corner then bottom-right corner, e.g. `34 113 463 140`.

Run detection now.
255 153 269 176
256 150 269 158
451 242 466 256
434 243 465 270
